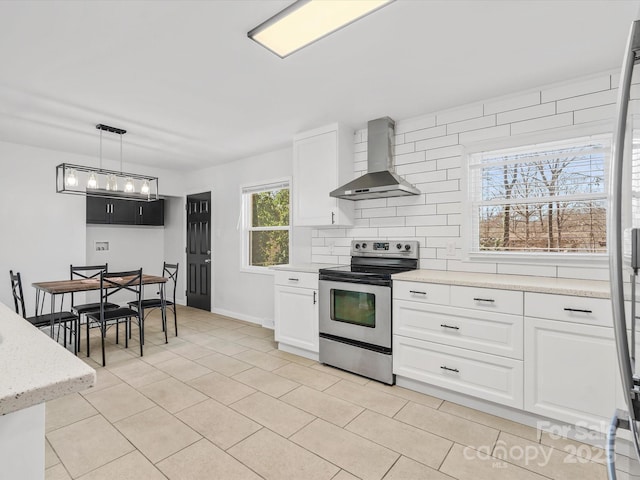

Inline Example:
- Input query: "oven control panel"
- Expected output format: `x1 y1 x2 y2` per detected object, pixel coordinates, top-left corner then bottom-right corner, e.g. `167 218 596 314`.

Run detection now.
351 240 419 259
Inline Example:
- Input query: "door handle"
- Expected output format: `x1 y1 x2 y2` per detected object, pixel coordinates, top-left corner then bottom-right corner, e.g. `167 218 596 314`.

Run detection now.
313 291 317 305
204 259 211 264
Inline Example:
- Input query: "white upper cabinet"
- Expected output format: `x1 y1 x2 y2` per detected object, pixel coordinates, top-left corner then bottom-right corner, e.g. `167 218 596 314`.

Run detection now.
292 123 354 226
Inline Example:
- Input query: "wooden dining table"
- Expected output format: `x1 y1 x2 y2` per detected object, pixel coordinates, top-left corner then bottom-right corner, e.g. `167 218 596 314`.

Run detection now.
32 274 168 344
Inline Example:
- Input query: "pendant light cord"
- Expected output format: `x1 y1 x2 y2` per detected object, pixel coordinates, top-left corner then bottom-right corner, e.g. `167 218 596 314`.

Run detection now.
120 134 123 173
99 128 103 170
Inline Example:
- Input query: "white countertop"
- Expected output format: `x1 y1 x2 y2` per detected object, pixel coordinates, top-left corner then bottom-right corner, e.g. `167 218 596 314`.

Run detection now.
392 269 611 298
0 302 96 416
270 263 344 273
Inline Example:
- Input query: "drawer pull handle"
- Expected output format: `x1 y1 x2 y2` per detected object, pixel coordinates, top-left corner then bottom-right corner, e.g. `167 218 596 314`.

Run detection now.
288 278 299 282
563 308 592 314
440 324 460 330
473 298 495 303
409 290 427 295
440 366 459 373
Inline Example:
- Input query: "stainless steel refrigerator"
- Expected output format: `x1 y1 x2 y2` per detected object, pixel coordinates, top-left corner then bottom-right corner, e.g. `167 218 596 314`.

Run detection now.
608 18 640 480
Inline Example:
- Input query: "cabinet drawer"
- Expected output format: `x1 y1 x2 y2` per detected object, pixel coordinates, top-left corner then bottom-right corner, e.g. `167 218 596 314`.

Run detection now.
525 292 612 327
450 285 523 316
393 281 450 305
394 300 523 359
393 336 523 408
274 271 318 290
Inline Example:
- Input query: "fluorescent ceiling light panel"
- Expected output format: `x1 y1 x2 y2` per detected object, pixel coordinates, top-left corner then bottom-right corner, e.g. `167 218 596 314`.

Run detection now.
248 0 394 58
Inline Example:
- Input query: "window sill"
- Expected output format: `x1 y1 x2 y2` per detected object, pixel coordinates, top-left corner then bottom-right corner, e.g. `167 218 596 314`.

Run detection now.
240 265 278 276
465 251 609 267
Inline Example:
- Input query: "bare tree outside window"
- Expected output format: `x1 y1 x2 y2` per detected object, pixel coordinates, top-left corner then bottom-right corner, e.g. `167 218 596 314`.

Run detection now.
469 136 609 253
243 184 290 268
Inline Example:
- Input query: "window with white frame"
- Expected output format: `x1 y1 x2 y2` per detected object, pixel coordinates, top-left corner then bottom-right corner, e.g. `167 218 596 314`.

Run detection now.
241 180 290 269
467 134 610 255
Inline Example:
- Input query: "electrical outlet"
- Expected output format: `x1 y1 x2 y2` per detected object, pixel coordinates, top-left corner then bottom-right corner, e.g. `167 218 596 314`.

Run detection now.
327 241 335 254
446 241 456 256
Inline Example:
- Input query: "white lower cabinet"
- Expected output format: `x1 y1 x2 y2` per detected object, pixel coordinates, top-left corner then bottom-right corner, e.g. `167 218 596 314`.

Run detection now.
274 272 319 359
524 316 617 431
394 335 524 408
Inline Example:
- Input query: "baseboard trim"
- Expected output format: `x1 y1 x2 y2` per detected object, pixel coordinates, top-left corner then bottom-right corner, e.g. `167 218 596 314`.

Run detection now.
210 307 273 329
278 343 318 361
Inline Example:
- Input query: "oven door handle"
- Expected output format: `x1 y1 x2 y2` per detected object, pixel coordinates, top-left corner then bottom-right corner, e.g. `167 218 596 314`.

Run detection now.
318 275 391 287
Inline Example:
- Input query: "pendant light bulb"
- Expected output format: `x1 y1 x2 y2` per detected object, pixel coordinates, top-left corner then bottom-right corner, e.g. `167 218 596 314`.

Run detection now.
141 180 150 195
65 168 78 187
87 173 98 189
124 177 135 193
106 174 118 191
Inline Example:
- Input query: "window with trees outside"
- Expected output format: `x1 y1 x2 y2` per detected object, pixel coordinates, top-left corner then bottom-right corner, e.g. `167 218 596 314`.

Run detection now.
467 134 609 255
242 180 290 270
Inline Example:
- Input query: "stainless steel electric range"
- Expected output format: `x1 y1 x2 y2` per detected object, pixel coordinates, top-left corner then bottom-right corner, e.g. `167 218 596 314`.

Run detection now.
318 240 419 384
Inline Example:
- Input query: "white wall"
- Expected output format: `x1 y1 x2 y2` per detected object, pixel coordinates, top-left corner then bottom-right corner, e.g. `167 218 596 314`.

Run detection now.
0 139 185 312
311 70 637 281
184 147 311 327
163 195 186 304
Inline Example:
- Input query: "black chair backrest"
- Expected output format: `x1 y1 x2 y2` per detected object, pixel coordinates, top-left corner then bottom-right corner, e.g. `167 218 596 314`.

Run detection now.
163 262 179 301
70 264 108 306
99 269 143 313
9 270 26 318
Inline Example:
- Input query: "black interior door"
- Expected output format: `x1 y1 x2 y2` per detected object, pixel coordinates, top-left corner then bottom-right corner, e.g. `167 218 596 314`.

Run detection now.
186 192 211 311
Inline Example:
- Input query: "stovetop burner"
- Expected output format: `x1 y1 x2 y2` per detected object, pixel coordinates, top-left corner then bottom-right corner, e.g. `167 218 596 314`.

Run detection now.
319 240 419 284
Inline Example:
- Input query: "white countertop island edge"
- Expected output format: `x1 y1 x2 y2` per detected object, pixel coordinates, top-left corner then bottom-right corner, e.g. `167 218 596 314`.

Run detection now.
0 301 96 416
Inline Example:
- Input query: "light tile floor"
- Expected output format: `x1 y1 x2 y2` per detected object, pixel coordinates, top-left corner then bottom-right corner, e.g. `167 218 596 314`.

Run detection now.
45 306 608 480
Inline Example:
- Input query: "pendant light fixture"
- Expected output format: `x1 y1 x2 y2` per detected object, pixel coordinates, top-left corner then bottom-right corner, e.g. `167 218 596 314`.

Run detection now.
56 124 159 201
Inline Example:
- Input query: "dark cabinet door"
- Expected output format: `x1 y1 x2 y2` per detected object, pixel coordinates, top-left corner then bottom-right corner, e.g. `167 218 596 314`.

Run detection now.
110 199 136 225
86 197 110 224
137 199 164 226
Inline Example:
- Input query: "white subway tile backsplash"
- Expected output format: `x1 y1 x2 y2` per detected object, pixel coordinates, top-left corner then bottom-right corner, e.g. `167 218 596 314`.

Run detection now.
419 179 459 194
377 226 416 237
436 156 461 170
395 150 426 166
497 263 557 277
395 142 415 155
484 91 541 115
369 216 406 227
436 104 484 125
415 134 459 152
541 75 611 102
556 88 617 113
396 204 438 216
405 170 447 185
344 227 379 237
510 112 573 135
415 225 460 237
405 125 447 143
447 167 462 180
425 145 464 161
396 114 436 134
496 102 556 125
447 115 496 135
447 259 498 274
354 141 367 153
405 215 447 227
356 198 388 209
425 191 462 204
459 124 510 144
437 202 462 214
386 194 426 207
573 103 616 124
361 207 396 218
396 161 437 175
312 72 618 281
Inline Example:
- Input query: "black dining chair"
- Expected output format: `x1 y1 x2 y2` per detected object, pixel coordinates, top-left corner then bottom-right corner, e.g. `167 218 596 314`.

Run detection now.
70 264 119 355
128 262 179 344
9 270 79 353
85 269 144 366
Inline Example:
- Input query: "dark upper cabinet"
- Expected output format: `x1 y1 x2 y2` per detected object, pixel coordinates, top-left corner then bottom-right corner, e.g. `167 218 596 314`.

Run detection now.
135 199 164 225
86 197 164 226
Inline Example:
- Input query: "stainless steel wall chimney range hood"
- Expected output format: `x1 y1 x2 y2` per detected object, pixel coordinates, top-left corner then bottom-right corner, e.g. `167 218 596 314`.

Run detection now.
330 117 420 201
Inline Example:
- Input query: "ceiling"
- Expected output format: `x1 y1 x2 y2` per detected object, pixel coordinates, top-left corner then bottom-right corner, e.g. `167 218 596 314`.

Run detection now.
0 0 638 171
